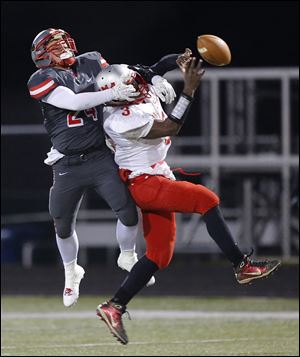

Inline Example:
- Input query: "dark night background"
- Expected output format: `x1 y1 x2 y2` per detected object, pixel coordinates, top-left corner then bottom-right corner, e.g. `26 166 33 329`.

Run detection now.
1 2 299 299
2 0 299 124
1 1 299 216
1 1 299 126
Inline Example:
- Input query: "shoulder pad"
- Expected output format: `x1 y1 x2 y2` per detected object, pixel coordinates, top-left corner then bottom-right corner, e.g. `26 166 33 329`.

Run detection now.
27 68 59 100
108 110 153 139
77 51 109 68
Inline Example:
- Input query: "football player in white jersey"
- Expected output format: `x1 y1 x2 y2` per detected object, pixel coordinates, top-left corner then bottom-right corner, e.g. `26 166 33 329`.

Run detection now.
94 58 281 345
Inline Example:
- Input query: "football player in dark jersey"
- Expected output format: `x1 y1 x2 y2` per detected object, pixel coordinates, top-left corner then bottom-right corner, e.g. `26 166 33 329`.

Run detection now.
27 28 192 307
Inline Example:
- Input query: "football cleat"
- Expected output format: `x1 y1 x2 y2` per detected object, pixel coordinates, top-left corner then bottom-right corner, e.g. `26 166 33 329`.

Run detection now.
117 251 155 287
96 301 129 345
63 264 85 307
235 251 281 284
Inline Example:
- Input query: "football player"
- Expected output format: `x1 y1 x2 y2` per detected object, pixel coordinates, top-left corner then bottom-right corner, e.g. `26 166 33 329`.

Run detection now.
27 28 191 308
94 59 281 344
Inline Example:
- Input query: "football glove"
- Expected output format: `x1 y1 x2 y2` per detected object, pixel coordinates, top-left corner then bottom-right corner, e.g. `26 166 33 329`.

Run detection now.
111 82 140 102
151 75 176 104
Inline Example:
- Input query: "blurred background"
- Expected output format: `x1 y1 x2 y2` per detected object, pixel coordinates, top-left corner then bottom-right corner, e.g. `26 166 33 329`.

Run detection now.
1 1 299 297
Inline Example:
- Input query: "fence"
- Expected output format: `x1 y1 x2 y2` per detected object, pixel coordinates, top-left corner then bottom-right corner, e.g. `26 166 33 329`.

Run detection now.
1 67 299 265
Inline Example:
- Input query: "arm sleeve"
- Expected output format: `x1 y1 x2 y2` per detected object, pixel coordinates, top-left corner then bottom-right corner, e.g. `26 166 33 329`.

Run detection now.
42 86 115 111
150 54 180 76
128 53 179 83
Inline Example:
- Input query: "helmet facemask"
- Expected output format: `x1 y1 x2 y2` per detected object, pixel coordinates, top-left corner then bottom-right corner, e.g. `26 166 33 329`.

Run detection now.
129 72 151 105
32 29 77 68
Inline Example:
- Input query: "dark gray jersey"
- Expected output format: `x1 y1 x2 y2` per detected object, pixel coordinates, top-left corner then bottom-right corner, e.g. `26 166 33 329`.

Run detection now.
27 52 109 155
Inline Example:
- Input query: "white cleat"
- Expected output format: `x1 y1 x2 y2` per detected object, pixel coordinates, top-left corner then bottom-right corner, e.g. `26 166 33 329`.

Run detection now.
63 264 85 307
117 251 155 287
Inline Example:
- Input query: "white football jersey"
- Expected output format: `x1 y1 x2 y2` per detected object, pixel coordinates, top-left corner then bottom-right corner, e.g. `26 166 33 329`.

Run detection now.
103 86 175 180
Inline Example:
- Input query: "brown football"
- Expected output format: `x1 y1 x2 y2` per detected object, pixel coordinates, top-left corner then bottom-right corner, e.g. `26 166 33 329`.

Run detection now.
197 34 231 66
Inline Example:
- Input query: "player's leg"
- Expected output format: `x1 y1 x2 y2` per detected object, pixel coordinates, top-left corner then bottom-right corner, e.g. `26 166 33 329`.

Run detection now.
49 168 85 307
143 210 176 269
97 210 176 345
128 175 243 263
92 153 154 284
129 176 280 283
111 210 176 302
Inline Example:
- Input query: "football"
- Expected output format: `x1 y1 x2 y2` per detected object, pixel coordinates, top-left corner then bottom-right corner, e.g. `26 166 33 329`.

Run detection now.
197 34 231 66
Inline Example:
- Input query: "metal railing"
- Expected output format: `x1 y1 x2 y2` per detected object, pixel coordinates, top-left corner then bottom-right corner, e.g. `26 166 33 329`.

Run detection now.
1 68 299 261
165 67 299 258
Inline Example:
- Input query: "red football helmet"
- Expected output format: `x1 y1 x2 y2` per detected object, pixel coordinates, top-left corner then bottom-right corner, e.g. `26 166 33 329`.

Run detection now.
31 28 78 68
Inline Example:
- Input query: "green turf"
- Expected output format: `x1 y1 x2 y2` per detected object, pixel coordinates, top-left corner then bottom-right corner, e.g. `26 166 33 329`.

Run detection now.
1 296 299 356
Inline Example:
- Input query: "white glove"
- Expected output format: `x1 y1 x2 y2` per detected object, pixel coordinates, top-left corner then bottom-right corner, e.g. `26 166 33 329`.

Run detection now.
111 72 140 102
151 75 176 104
111 82 140 102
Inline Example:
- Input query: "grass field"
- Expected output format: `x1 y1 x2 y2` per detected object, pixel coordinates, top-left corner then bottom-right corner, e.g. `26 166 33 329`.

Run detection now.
1 295 299 356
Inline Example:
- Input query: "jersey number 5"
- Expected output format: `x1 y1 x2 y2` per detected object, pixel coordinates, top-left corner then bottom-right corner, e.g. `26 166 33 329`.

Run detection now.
67 108 98 127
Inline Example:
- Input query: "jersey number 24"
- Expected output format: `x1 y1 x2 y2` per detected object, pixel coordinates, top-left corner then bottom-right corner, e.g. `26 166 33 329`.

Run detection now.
67 108 98 127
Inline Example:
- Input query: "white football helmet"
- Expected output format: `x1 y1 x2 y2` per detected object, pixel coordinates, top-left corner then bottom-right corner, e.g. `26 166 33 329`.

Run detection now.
96 64 150 105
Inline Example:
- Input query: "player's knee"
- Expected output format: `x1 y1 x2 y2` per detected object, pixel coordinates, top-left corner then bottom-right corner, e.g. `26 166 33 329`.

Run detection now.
53 218 75 239
197 188 220 214
158 254 173 269
116 203 138 226
57 230 74 239
55 227 74 239
205 191 220 213
146 250 174 270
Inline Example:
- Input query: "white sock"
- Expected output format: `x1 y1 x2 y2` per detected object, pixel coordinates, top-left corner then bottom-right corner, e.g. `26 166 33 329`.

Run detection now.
64 259 77 286
56 231 79 265
116 219 138 252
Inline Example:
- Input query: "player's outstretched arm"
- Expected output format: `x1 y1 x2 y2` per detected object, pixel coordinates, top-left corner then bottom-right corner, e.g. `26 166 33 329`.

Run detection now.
129 49 192 105
43 83 139 111
129 49 192 80
128 54 179 83
150 49 192 76
143 58 204 139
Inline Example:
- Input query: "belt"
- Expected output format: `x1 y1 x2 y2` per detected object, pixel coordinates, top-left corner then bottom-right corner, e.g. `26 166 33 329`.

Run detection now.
119 160 166 184
119 169 156 187
63 145 102 156
63 146 104 165
127 173 151 186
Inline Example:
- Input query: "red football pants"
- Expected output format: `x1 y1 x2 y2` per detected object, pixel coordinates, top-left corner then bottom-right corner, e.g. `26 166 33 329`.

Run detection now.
125 174 220 269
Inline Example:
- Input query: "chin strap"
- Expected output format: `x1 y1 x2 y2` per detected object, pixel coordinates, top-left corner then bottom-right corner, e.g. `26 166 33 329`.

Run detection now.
58 57 76 68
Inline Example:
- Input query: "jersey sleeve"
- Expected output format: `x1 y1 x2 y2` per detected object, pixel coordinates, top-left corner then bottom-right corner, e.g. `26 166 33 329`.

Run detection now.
98 53 109 69
27 70 60 100
86 51 109 69
107 112 154 139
